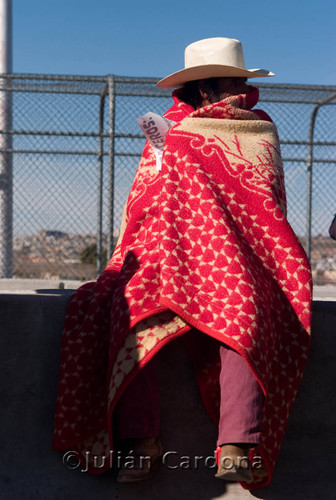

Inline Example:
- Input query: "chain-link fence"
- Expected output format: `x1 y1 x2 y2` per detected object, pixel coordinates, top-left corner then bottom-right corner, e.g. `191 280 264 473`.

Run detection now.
0 74 335 284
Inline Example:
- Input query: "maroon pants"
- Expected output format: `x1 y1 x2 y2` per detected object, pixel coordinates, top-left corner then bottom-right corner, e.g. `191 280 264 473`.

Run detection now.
115 343 263 446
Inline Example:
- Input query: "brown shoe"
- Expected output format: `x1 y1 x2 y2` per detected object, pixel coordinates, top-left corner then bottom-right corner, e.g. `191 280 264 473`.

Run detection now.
215 444 252 482
116 437 163 483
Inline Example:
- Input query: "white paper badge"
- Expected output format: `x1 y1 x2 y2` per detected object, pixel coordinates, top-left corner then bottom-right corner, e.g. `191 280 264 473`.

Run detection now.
137 112 176 170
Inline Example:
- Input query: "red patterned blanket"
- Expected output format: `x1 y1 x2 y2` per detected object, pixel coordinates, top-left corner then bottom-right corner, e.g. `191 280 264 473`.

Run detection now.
53 87 312 489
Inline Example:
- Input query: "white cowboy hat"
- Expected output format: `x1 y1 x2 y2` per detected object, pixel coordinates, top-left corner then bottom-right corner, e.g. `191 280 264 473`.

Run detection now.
157 37 274 89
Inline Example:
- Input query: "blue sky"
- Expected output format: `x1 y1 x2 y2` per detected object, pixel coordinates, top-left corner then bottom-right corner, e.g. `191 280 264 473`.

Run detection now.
13 0 336 85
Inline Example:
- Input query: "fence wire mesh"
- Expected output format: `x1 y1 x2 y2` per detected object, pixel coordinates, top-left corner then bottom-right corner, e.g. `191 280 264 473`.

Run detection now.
0 74 335 284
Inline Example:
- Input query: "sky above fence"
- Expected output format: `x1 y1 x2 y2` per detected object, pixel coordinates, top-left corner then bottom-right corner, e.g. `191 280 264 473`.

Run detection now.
13 0 336 86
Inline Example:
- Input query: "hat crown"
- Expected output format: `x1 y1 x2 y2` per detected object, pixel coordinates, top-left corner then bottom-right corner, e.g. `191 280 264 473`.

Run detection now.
156 36 274 89
185 37 246 70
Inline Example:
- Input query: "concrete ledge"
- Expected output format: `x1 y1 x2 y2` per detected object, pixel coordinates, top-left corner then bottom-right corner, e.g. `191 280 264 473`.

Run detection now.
0 293 335 499
0 278 86 294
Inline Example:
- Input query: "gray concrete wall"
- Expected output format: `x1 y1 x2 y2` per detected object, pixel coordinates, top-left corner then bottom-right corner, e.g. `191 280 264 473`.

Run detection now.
0 290 335 500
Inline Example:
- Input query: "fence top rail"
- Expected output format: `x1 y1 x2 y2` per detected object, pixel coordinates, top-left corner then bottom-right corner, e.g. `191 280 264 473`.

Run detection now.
0 73 335 103
3 72 336 90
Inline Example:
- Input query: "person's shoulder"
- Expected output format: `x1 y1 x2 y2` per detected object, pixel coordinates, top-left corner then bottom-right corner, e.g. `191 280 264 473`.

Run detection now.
253 109 273 122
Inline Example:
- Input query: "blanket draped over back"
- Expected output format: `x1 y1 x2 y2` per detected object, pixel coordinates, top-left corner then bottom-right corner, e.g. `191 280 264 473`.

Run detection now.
53 87 312 489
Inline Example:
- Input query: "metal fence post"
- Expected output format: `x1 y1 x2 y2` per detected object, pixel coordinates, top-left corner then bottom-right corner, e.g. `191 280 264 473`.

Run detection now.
96 82 108 276
0 0 12 278
306 91 336 261
0 77 12 278
107 75 115 259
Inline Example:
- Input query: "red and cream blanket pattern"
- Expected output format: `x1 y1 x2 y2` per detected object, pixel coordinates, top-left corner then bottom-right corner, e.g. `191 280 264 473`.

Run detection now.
53 87 312 489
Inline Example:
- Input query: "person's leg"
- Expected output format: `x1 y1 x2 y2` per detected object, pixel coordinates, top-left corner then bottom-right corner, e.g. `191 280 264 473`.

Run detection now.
217 344 263 446
216 344 264 481
115 358 162 482
115 358 160 440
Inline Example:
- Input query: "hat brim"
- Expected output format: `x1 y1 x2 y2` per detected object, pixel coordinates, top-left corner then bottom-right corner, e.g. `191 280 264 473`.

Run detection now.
156 64 274 89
